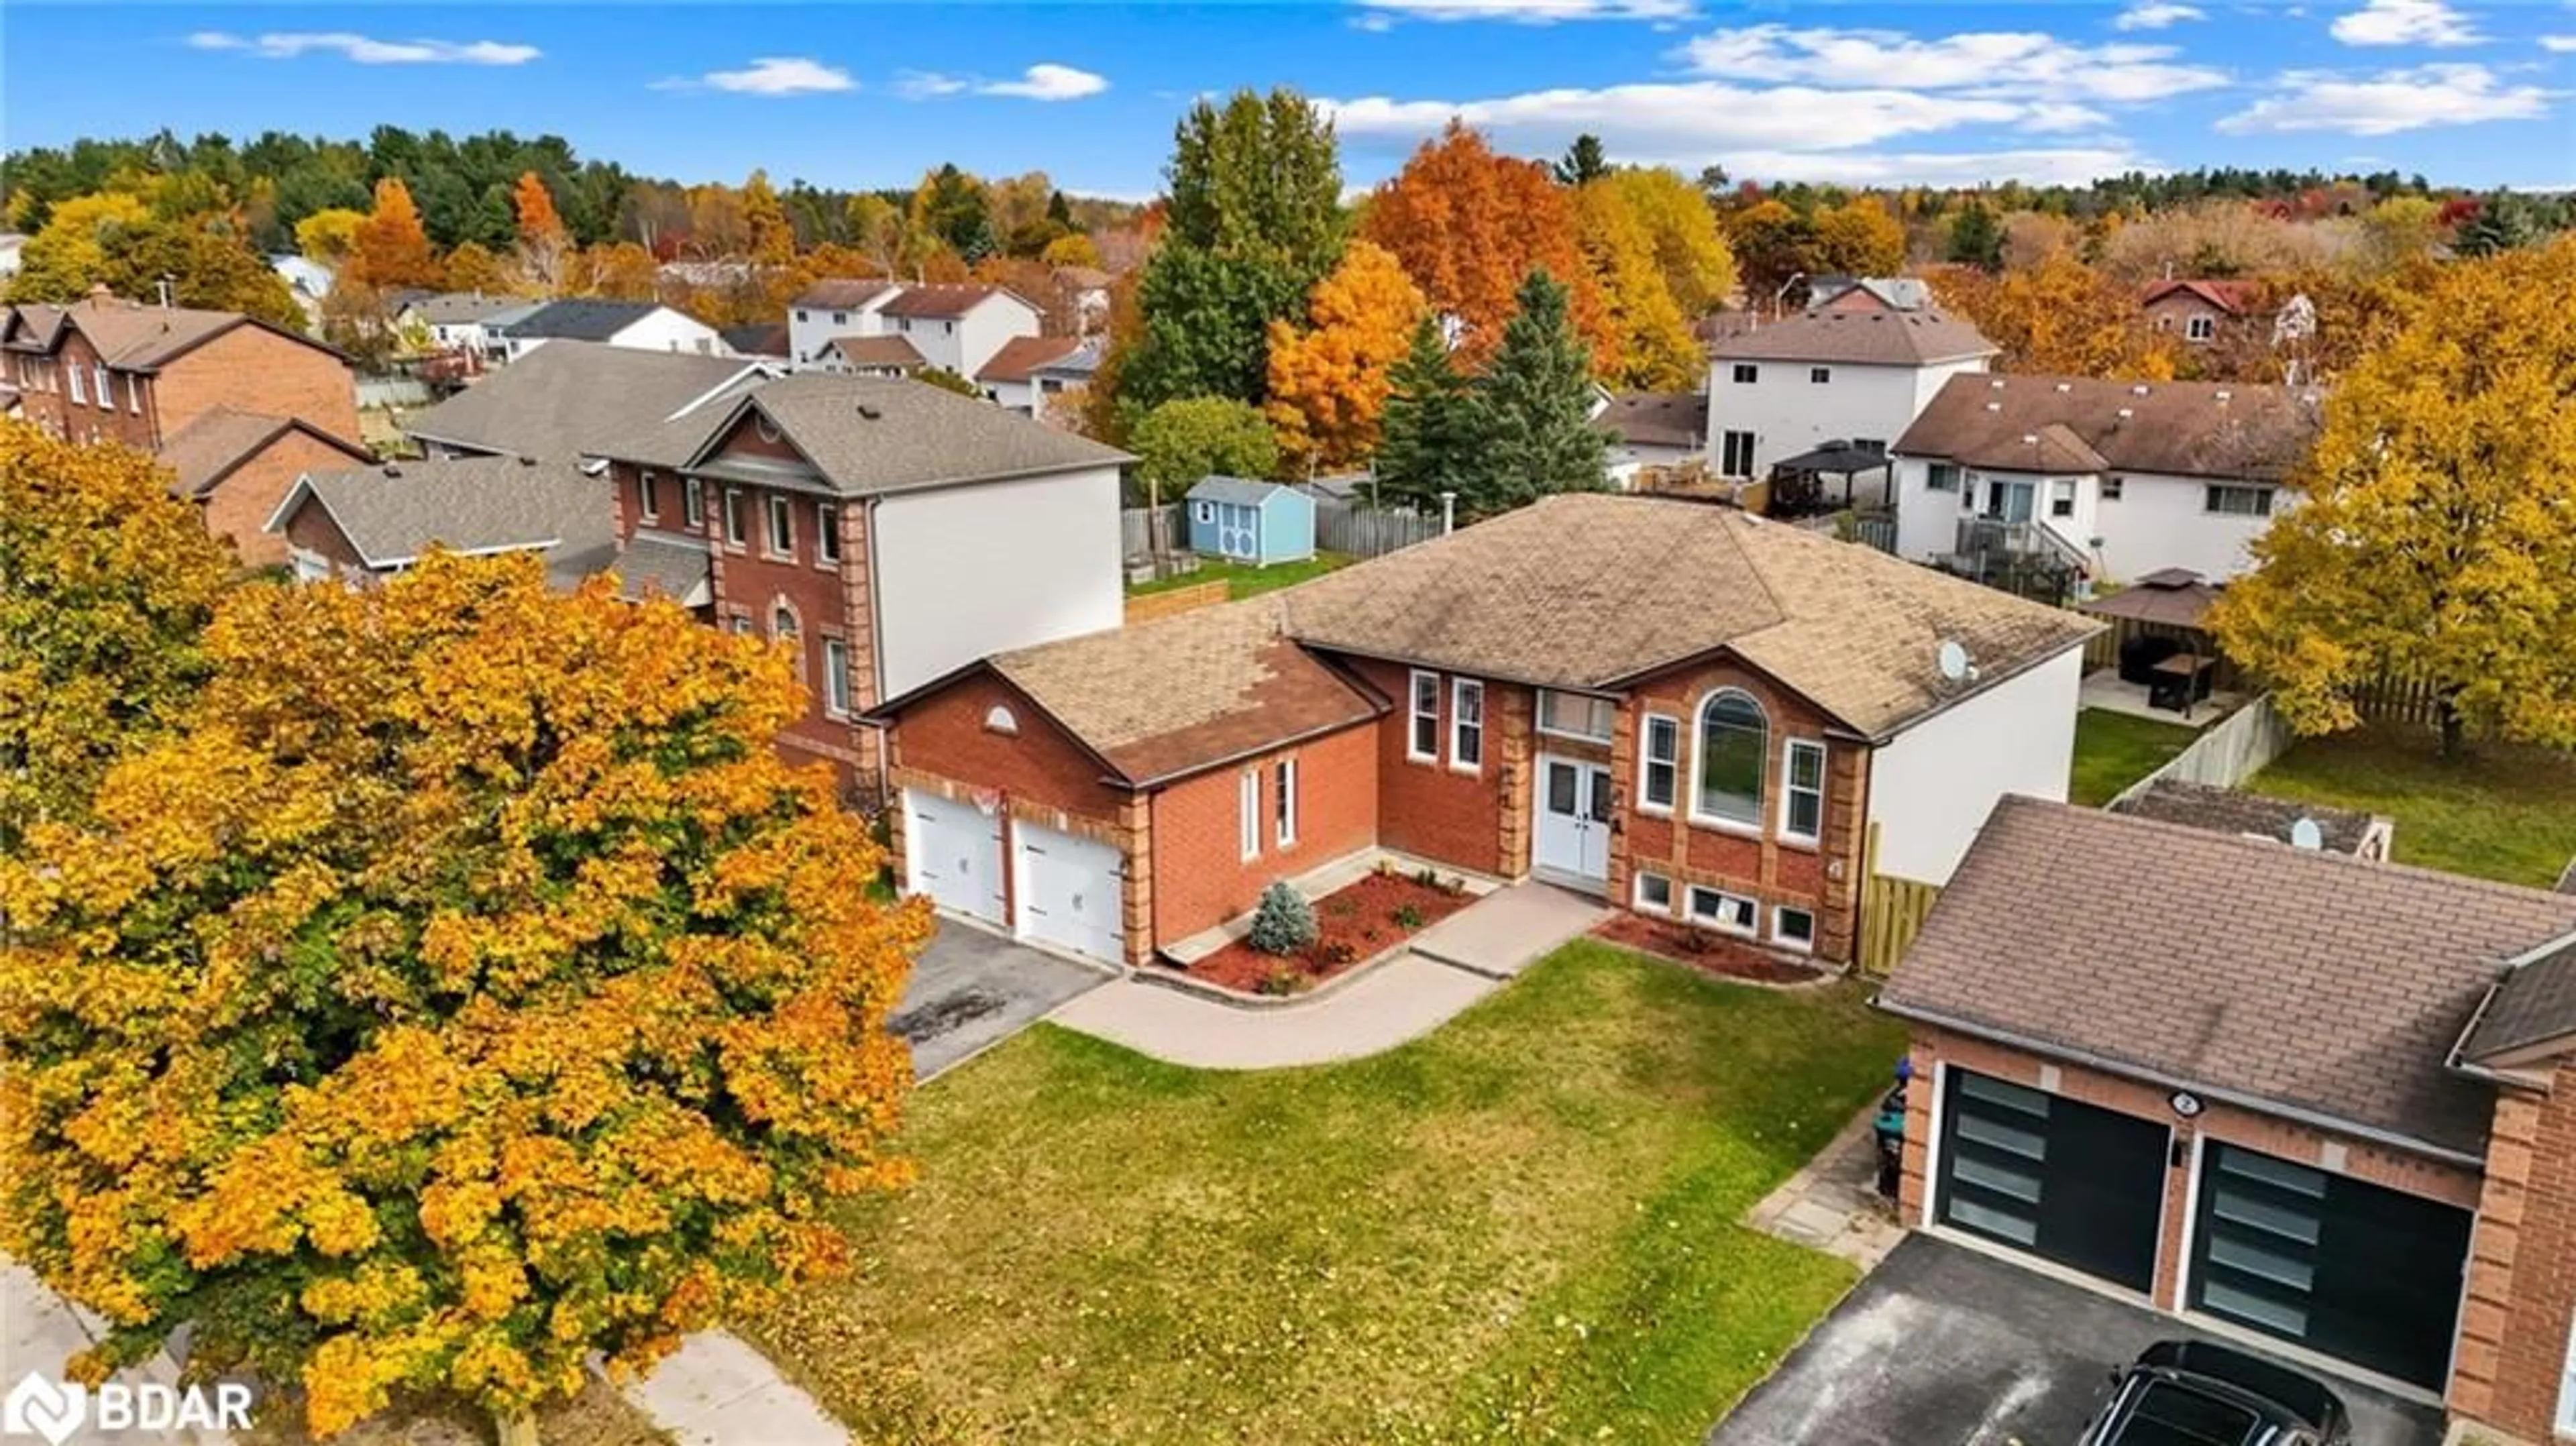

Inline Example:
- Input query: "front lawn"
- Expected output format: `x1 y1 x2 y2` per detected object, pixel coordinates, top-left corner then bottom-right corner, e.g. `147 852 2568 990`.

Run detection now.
2068 708 2200 806
2247 726 2576 889
744 942 1904 1445
1127 550 1355 600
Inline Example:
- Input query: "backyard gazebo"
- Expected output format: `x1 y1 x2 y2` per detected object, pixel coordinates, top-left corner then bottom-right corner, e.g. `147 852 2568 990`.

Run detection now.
2080 568 2232 717
1766 440 1892 517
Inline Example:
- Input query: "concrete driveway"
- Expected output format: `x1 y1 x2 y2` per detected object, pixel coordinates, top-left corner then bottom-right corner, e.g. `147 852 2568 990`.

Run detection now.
1707 1234 2445 1446
892 922 1112 1080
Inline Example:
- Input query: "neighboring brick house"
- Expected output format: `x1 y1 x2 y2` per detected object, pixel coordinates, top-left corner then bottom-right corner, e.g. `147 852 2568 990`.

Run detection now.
157 407 372 567
2141 278 2260 345
1879 799 2576 1437
264 455 614 588
1 290 358 450
873 494 2097 970
591 373 1130 788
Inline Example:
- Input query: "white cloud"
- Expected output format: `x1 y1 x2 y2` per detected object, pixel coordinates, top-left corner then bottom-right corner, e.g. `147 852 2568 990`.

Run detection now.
2217 64 2553 132
2328 0 2482 46
186 30 538 64
980 63 1110 101
2541 34 2576 50
1715 147 2157 187
901 64 1109 101
1355 0 1693 22
1675 23 2227 101
666 57 855 95
2113 3 2208 29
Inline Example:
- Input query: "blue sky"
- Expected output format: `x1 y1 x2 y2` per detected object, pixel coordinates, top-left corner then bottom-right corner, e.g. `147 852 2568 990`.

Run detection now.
5 1 2574 194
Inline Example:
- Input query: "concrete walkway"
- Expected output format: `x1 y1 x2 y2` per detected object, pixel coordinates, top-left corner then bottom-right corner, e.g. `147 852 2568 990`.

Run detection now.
3 1260 236 1444
621 1329 847 1446
1053 881 1611 1069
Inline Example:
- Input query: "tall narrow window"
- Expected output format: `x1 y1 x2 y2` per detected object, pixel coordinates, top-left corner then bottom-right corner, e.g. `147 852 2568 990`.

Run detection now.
1275 757 1297 847
682 477 706 529
93 365 110 408
126 374 141 414
816 502 843 564
1450 679 1484 772
765 493 795 557
639 471 660 522
1782 740 1826 844
771 606 801 685
67 366 85 406
823 638 851 716
722 488 747 547
1408 670 1440 762
1720 431 1756 478
1693 689 1768 827
1239 769 1260 860
1640 714 1680 812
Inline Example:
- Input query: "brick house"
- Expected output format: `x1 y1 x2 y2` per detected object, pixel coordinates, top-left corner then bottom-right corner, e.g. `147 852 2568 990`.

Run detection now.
1880 798 2576 1437
2141 278 2260 346
264 455 615 588
870 494 2097 970
1 290 358 451
590 372 1130 787
405 341 770 463
156 407 372 568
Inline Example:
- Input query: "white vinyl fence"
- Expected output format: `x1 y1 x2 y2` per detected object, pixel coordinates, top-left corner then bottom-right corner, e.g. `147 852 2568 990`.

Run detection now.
2105 693 2297 811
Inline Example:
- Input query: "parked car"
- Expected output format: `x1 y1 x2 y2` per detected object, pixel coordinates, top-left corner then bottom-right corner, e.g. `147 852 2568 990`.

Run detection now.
2078 1339 2351 1446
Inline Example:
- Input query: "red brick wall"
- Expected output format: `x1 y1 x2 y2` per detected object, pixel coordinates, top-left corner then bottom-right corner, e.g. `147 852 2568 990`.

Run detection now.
1900 1025 2485 1324
199 429 368 568
280 495 366 580
156 325 360 443
2455 1060 2576 1439
1613 657 1865 961
21 333 157 449
1148 723 1378 944
888 671 1129 823
1341 655 1513 875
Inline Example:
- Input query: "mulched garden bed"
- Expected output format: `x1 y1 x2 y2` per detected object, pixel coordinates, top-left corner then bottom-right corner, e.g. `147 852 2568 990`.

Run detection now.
1592 913 1827 985
1179 871 1474 995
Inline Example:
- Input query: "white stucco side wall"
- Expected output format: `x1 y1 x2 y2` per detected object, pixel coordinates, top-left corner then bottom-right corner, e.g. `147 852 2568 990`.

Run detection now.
607 308 731 357
1892 457 2284 583
1864 644 2084 884
955 296 1042 380
867 463 1123 698
1705 354 1988 478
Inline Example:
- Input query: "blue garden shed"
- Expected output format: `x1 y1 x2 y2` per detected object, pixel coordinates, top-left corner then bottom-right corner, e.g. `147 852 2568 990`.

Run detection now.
1185 476 1316 565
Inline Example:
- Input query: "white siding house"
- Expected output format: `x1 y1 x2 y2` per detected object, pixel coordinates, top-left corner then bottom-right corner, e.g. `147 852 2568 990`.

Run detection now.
1705 309 1996 480
490 300 731 363
787 278 902 370
1864 645 2085 884
1890 375 2320 584
881 285 1043 379
869 464 1124 698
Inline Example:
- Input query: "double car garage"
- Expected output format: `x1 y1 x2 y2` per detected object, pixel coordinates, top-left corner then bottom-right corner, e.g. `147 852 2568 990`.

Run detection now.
1929 1067 2473 1393
904 789 1127 967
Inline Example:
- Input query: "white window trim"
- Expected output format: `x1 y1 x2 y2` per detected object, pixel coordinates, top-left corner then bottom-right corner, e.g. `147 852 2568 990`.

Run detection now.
722 488 747 547
682 477 706 529
1638 712 1679 816
126 373 141 414
1771 906 1815 954
1406 669 1440 764
765 493 796 558
1536 689 1614 745
1239 769 1260 860
815 500 843 567
639 470 660 523
822 637 851 718
1687 689 1768 836
1685 885 1758 937
1779 739 1826 848
1632 871 1674 914
93 364 110 408
1449 678 1485 775
66 365 85 405
2556 1305 2576 1438
1275 757 1298 848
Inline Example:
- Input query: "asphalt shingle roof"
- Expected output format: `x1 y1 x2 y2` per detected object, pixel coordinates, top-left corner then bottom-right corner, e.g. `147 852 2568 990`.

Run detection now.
2463 938 2576 1066
975 333 1084 382
2110 779 2381 856
409 292 524 327
156 406 367 499
284 455 615 579
612 530 714 604
1595 391 1705 449
1186 476 1293 507
793 278 900 310
8 294 341 370
689 374 1129 497
878 284 1023 320
1895 375 2321 482
405 341 765 461
1880 797 2576 1158
1707 308 1996 366
1282 494 2098 740
491 298 671 342
825 335 926 370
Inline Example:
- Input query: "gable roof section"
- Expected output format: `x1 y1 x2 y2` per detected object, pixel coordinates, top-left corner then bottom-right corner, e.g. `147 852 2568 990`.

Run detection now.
24 294 347 371
678 374 1130 498
1187 476 1295 507
1707 308 1995 366
1894 374 2320 482
718 322 790 358
2110 778 2381 856
491 298 672 342
408 291 523 327
1595 391 1706 449
793 278 901 310
1030 336 1106 379
824 335 926 370
1880 797 2576 1160
2461 936 2576 1068
1282 494 2096 740
268 455 614 577
156 406 369 499
405 341 766 461
2143 278 2259 315
975 333 1084 383
879 283 1030 320
888 600 1384 787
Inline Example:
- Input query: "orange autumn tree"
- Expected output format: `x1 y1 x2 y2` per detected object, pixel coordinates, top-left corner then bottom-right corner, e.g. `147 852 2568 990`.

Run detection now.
349 177 441 290
511 171 570 294
1264 239 1428 471
0 552 928 1444
1928 252 2180 380
1360 122 1610 368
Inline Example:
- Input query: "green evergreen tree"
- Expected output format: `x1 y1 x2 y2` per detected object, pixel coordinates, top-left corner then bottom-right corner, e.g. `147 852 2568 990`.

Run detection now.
1945 201 2003 270
1553 134 1611 187
1116 247 1309 412
1470 270 1607 514
1373 316 1479 513
1163 88 1344 278
2455 191 2534 258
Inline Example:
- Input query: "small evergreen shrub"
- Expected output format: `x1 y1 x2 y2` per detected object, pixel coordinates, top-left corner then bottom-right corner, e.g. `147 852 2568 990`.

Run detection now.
1248 881 1319 955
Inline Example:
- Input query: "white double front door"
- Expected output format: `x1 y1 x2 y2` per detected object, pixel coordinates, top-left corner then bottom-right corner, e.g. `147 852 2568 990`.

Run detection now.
1534 755 1613 887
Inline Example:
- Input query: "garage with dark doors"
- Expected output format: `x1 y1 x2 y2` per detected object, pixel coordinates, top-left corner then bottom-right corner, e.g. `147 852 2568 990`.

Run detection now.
1878 798 2576 1441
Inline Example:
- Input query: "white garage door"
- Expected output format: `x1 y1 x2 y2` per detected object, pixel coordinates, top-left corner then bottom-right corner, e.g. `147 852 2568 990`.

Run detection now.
1014 822 1126 966
904 790 1004 928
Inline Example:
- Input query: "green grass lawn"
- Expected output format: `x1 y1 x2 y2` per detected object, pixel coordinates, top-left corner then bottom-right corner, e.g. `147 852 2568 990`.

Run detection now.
2068 708 2202 807
2247 726 2576 889
1127 551 1355 600
743 942 1904 1445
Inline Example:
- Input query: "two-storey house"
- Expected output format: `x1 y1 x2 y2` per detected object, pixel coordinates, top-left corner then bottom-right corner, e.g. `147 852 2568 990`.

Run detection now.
786 278 904 368
405 341 771 463
1704 309 1996 482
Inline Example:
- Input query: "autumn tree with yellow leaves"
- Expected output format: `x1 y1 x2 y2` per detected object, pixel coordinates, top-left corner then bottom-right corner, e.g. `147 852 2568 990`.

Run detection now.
1929 252 2181 380
0 551 929 1443
1265 240 1428 472
2212 239 2576 759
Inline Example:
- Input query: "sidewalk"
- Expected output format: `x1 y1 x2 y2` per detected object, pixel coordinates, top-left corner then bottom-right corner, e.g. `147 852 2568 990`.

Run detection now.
621 1331 847 1446
2 1260 235 1445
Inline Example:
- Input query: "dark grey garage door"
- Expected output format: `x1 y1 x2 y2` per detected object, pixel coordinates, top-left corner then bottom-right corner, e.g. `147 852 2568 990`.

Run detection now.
1936 1070 2171 1293
2189 1142 2472 1390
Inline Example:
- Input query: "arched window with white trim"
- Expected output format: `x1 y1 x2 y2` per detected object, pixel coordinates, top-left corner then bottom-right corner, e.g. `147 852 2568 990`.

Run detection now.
1692 689 1767 828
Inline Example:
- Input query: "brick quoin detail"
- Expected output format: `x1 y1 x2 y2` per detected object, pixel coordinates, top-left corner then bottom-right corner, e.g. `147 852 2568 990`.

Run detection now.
2453 1060 2576 1440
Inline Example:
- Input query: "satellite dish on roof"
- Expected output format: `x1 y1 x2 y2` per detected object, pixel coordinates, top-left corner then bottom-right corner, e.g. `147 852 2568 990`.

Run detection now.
2290 818 2325 852
1936 640 1973 683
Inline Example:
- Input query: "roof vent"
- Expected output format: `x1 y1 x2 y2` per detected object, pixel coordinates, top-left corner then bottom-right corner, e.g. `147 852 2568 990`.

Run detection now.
856 403 881 421
1984 401 2001 412
2116 407 2134 419
2053 381 2072 392
2021 433 2039 445
518 455 537 467
1988 377 2006 389
2131 384 2150 396
2289 818 2324 851
382 464 402 478
2214 388 2232 401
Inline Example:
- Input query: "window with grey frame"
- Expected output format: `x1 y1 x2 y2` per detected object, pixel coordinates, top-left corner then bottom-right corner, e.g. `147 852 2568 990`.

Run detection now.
1693 690 1767 826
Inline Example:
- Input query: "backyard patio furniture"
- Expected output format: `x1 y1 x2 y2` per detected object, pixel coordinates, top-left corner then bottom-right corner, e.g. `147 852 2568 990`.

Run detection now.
2148 653 2216 716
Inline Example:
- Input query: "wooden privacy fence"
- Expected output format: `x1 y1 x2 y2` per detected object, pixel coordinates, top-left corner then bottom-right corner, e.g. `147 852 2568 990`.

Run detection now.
1124 581 1228 624
1856 822 1943 979
1317 506 1442 558
1122 504 1188 559
2343 671 2453 730
2104 693 2296 811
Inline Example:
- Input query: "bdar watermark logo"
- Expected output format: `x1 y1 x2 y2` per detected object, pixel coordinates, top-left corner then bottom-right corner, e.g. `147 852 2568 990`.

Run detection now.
3 1370 254 1443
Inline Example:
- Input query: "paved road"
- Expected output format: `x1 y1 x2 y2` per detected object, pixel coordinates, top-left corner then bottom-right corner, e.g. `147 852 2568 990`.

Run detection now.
892 922 1112 1080
1706 1234 2445 1446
